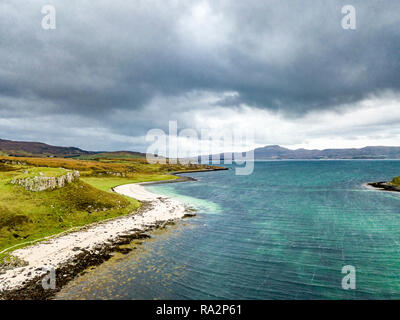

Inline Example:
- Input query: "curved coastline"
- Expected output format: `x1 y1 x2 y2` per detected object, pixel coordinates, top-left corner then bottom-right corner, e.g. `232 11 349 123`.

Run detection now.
138 167 229 185
0 167 227 300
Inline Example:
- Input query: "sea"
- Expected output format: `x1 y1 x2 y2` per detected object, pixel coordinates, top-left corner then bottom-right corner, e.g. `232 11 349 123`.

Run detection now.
56 160 400 299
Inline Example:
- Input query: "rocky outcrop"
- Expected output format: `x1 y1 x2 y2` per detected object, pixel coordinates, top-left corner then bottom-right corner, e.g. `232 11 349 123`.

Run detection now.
368 181 400 192
96 171 126 177
11 171 80 192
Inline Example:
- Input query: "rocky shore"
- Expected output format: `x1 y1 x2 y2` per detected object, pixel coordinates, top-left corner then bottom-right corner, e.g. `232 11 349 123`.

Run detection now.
367 181 400 192
0 207 153 300
0 182 192 300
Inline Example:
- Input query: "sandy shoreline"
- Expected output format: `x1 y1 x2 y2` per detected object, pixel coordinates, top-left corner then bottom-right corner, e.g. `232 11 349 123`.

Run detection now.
0 182 192 299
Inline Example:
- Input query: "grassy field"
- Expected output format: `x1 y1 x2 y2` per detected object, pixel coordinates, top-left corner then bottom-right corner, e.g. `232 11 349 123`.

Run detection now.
0 166 140 256
0 155 209 176
13 167 69 179
81 175 178 192
0 156 214 257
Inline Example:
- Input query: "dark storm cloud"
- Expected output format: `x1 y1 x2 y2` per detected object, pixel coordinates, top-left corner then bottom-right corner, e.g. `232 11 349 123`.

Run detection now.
214 1 400 113
0 0 399 148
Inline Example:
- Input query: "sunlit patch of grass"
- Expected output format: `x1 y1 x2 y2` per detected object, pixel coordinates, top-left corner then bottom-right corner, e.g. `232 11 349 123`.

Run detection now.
392 176 400 186
0 177 140 253
13 167 68 179
81 175 178 192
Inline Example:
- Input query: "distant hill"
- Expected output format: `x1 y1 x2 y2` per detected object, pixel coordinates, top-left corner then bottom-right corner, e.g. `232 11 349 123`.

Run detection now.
0 139 92 158
252 145 400 159
77 151 146 160
4 138 400 160
204 145 400 161
0 139 146 159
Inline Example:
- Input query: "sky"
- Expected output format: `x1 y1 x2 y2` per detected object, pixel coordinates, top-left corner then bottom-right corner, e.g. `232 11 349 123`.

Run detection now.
1 0 400 154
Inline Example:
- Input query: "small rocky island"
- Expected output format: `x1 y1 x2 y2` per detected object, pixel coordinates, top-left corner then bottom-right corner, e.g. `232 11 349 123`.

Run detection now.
368 176 400 192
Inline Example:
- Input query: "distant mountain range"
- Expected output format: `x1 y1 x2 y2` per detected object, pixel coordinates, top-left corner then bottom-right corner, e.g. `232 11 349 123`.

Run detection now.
207 145 400 160
0 139 146 159
2 138 400 160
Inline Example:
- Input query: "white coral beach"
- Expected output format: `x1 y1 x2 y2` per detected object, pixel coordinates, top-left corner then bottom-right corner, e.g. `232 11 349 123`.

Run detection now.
0 183 187 295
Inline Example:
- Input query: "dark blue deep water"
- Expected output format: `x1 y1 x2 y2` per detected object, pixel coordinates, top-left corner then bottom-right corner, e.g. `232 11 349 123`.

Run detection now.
57 161 400 299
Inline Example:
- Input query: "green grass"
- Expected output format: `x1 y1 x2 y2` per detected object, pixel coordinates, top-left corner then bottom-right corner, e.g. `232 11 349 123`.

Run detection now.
0 168 145 254
0 163 17 172
0 155 215 177
81 174 178 192
392 176 400 186
0 171 141 253
13 167 68 179
0 156 213 258
80 175 178 211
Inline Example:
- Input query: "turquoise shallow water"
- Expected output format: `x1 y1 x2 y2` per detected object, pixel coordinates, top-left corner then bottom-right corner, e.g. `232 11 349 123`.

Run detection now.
56 161 400 299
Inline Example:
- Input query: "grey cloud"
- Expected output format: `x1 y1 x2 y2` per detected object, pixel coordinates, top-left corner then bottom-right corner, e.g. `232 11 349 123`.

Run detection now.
0 0 400 149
